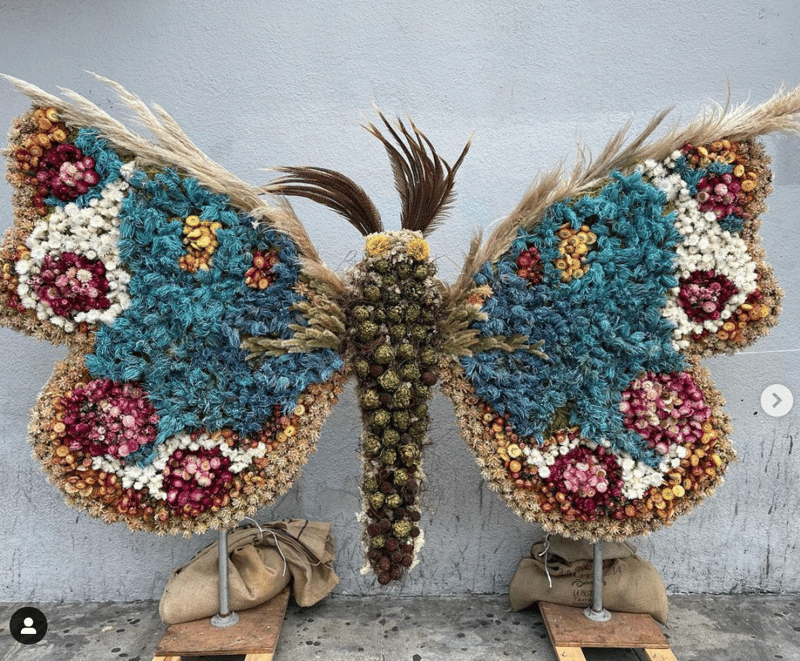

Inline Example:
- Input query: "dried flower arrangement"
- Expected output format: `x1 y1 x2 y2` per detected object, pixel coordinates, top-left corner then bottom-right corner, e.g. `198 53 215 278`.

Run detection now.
2 75 799 582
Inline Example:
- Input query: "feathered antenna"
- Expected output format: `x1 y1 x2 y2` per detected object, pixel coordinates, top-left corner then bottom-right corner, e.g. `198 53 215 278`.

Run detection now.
365 111 471 236
264 166 383 237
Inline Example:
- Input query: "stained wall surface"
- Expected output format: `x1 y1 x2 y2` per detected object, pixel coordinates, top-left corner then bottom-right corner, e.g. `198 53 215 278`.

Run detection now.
0 0 797 601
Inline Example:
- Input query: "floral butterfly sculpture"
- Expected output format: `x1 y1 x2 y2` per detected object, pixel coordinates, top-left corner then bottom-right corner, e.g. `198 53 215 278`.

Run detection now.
2 75 799 586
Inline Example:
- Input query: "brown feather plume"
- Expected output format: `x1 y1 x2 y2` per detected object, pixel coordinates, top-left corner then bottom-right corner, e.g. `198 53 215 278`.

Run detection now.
365 112 471 236
265 166 383 237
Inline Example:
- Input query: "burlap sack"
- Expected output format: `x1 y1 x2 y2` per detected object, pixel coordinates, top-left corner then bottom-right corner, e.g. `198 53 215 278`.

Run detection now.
509 536 669 624
159 519 339 624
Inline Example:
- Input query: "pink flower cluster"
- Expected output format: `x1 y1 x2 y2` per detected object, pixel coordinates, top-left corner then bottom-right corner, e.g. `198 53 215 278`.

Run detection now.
61 378 159 458
163 446 234 515
29 252 111 318
620 371 711 454
677 269 738 322
549 443 623 516
516 245 544 284
35 143 100 203
696 172 746 219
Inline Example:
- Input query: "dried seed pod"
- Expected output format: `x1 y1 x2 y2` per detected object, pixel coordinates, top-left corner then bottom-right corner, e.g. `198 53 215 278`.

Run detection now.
370 409 391 429
363 435 381 456
385 493 402 508
363 285 381 301
363 475 379 493
400 362 421 381
392 410 410 431
370 534 387 549
393 468 409 486
357 320 380 341
369 493 386 510
419 347 437 365
355 359 370 378
413 264 429 280
383 428 400 446
380 448 397 465
361 389 381 409
399 444 420 465
405 303 421 321
390 324 407 340
396 263 412 280
384 289 401 305
392 388 412 409
378 370 400 391
421 370 438 386
388 305 404 323
393 519 413 538
396 342 415 361
352 306 371 322
374 344 395 364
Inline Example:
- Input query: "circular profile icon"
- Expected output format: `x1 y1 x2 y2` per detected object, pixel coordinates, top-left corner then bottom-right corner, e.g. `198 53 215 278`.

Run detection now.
9 607 48 645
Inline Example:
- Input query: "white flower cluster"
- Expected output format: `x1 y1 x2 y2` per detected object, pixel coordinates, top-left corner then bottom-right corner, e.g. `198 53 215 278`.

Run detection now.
15 177 132 332
618 444 687 500
638 154 758 350
522 432 581 479
93 431 268 499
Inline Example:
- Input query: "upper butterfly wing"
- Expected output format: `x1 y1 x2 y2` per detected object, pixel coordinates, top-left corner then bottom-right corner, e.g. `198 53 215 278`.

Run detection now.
440 89 800 540
1 77 346 535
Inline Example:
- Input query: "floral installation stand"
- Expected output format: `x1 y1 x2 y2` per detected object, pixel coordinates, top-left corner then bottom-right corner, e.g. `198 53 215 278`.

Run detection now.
152 528 288 661
538 541 676 661
2 75 799 596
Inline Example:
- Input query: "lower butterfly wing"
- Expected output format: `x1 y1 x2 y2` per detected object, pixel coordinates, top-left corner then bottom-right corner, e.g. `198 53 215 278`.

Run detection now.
2 79 347 534
440 88 800 540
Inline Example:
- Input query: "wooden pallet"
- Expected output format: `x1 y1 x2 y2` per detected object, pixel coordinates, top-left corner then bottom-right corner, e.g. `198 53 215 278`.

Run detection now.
152 587 290 661
539 601 677 660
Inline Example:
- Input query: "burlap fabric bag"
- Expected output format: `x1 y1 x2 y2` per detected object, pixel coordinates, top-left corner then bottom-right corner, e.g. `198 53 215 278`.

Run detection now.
509 536 668 623
159 519 339 624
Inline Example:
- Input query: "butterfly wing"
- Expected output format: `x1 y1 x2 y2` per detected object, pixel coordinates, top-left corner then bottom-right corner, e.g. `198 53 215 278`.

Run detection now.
2 77 346 535
440 88 800 540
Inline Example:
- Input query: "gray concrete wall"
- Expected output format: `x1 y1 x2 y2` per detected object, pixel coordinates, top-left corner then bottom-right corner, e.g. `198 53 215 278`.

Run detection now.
0 0 797 601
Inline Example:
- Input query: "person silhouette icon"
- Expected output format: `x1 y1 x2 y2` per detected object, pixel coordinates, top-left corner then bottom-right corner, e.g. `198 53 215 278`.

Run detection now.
10 607 47 644
20 617 37 635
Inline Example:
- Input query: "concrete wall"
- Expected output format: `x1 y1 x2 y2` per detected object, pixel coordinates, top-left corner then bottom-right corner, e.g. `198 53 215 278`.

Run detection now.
0 0 797 601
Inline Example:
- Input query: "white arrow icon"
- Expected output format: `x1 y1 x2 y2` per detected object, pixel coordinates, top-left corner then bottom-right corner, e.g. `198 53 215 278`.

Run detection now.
761 385 793 418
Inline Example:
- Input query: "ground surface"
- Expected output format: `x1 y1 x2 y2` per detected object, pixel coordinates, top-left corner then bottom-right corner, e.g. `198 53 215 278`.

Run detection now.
1 594 798 661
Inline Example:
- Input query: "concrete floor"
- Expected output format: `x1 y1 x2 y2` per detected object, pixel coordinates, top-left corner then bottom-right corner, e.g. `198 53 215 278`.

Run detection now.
0 594 798 661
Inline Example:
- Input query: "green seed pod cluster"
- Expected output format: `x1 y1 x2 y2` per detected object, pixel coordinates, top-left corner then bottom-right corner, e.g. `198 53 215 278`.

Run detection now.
348 231 441 585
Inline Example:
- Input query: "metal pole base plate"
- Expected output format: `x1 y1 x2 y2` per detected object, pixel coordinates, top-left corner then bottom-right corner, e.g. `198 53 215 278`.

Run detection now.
210 611 240 628
583 606 612 622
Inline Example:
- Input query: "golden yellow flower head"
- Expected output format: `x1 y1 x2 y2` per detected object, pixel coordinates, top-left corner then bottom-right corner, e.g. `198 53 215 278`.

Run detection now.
405 237 430 261
366 234 391 257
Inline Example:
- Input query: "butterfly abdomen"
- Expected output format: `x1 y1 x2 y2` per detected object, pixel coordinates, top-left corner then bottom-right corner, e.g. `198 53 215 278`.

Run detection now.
347 230 441 583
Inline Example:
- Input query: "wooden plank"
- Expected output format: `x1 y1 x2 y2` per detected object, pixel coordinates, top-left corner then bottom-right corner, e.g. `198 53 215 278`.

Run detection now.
553 645 587 660
540 602 670 649
154 587 289 657
640 649 679 661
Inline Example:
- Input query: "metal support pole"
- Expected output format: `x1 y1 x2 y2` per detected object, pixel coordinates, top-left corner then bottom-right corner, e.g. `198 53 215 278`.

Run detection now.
583 540 612 622
210 527 239 628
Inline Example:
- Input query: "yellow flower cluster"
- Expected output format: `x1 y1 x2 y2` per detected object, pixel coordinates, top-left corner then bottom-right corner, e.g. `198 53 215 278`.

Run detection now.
366 234 391 257
405 237 430 261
